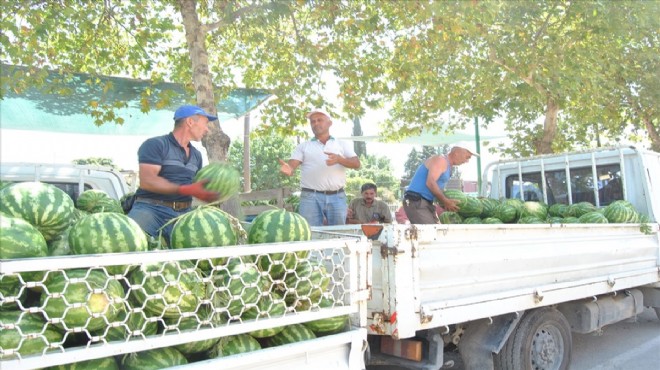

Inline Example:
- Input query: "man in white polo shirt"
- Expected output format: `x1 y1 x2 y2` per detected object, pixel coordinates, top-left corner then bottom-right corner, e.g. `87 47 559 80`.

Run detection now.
279 108 361 226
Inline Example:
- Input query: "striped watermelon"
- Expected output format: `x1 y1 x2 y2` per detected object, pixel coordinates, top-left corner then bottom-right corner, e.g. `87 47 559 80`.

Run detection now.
0 274 29 311
303 296 349 335
479 197 500 218
517 216 545 224
578 211 609 224
242 291 287 338
462 217 482 224
548 203 569 217
281 259 330 309
457 196 483 218
1 215 48 260
120 347 188 370
44 356 118 370
40 269 125 333
208 257 264 319
68 212 148 275
166 314 220 354
0 311 63 359
76 189 123 214
561 216 580 223
0 181 74 241
438 211 462 224
566 202 597 217
547 216 564 224
482 217 503 224
128 260 206 320
521 201 548 220
1 215 49 285
443 189 468 209
266 323 316 347
170 206 238 272
193 162 241 203
104 309 159 342
208 333 262 358
494 202 518 223
249 209 311 280
602 200 639 223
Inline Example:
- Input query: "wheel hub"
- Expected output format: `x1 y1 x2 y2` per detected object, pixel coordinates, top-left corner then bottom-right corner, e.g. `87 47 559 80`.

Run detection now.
531 327 562 369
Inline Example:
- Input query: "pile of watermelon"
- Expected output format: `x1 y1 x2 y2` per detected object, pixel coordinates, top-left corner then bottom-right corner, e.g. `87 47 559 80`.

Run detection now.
439 190 650 225
1 182 350 367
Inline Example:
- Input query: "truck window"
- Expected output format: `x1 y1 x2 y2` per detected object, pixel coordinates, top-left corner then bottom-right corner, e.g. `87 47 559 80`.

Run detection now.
48 182 93 202
505 163 622 206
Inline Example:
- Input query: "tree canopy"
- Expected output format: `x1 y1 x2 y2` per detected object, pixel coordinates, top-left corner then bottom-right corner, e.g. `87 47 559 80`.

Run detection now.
2 0 657 161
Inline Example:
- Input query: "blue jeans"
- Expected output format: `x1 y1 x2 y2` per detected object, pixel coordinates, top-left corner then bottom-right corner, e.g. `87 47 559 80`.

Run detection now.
127 201 190 246
298 191 347 226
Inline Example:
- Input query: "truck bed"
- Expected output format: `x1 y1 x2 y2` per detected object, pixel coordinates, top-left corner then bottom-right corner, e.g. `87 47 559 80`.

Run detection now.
320 223 660 339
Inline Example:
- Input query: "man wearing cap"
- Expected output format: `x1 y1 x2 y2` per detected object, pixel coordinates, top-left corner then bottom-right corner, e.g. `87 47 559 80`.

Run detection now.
279 108 361 226
403 146 478 224
128 105 220 245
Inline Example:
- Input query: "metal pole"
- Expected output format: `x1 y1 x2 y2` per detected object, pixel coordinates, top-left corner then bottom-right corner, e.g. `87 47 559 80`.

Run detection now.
243 112 251 192
474 117 482 190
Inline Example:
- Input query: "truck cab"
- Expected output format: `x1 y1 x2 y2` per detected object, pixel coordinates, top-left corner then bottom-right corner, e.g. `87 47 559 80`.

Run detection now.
0 162 134 201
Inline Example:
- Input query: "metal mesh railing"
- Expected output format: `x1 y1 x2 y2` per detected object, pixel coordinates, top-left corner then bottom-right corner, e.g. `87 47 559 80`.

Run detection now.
1 236 369 369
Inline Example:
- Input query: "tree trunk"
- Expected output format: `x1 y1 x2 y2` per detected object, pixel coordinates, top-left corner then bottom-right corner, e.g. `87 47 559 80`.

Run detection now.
642 115 660 153
352 117 366 157
177 0 240 216
535 98 559 154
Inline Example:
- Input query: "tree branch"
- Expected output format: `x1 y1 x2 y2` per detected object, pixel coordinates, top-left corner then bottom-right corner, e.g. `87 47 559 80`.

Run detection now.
204 3 265 33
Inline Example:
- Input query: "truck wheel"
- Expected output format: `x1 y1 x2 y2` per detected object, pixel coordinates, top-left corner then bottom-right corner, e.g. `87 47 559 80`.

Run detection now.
494 307 572 370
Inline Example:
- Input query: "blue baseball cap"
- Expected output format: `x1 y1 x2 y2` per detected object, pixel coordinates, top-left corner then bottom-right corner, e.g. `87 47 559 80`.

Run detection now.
173 105 218 121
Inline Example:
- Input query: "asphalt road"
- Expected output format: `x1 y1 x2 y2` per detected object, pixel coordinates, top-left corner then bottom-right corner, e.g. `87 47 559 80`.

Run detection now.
367 307 660 370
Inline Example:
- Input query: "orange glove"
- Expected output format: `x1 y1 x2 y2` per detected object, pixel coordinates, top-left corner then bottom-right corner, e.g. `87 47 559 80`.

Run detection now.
177 180 219 202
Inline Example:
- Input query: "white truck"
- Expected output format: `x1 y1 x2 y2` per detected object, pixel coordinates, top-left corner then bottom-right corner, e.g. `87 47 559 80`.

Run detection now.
2 146 659 370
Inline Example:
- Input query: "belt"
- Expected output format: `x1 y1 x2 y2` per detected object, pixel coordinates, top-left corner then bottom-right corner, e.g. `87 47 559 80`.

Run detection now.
301 187 344 195
404 191 432 202
136 197 192 211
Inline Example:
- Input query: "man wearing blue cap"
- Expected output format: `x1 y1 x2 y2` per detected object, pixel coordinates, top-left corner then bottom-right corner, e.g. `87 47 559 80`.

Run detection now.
128 105 220 246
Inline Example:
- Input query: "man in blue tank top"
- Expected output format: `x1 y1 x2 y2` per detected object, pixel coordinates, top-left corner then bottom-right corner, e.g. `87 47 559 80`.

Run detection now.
403 146 478 224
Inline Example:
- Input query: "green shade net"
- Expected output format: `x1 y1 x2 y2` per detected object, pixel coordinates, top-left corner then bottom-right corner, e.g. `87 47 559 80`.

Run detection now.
0 64 271 136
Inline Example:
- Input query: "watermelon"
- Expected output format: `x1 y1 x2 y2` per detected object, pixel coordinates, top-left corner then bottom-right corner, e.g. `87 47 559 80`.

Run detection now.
40 269 126 333
0 311 63 359
438 211 463 224
120 347 188 370
165 314 220 355
128 260 206 320
602 200 639 223
462 217 482 224
208 257 264 320
44 356 119 370
281 258 330 309
548 203 569 217
103 309 159 342
0 274 29 311
561 217 580 224
170 206 238 272
521 201 548 220
457 197 483 218
76 189 123 214
0 181 74 241
479 198 500 218
242 291 287 338
547 216 564 224
193 162 241 203
482 217 503 224
68 212 148 275
1 215 49 285
443 190 468 209
517 216 545 224
208 333 261 358
494 202 518 223
566 202 597 218
249 209 311 280
578 211 609 224
1 215 48 260
303 296 349 335
266 323 316 347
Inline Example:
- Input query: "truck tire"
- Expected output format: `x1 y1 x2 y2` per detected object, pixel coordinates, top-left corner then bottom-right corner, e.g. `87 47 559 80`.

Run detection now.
494 307 572 370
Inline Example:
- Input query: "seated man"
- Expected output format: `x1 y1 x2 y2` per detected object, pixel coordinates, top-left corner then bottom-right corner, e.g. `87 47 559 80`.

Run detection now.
346 183 393 224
